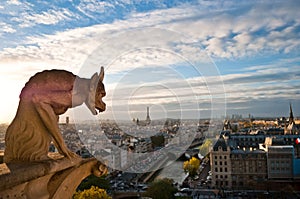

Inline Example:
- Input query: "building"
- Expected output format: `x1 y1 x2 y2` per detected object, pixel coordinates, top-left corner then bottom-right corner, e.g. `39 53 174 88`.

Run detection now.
267 146 294 180
134 138 153 153
210 136 232 188
230 149 267 189
285 103 300 134
210 134 268 189
210 131 300 190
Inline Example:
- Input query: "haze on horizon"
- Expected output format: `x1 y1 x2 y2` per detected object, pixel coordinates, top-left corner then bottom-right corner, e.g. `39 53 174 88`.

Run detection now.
0 0 299 124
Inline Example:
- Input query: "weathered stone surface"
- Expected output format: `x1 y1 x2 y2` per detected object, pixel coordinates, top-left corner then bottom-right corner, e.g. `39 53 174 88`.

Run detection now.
0 154 107 199
0 67 108 198
0 151 3 164
4 67 106 163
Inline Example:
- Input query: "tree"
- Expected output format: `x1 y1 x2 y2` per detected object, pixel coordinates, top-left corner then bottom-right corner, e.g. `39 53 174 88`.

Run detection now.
183 157 200 177
143 178 177 199
73 186 111 199
151 135 165 148
198 139 212 156
77 175 110 191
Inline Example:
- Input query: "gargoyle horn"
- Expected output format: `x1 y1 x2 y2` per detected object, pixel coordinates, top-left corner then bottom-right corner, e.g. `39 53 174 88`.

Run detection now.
99 66 104 82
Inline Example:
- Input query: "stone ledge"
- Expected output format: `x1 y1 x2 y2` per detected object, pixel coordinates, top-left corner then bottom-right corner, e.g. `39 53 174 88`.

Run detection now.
0 157 83 191
0 152 99 195
0 150 107 199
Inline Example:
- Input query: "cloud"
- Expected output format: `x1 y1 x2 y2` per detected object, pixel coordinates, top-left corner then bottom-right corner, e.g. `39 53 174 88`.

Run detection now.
2 0 300 60
0 22 16 35
153 1 300 59
0 0 300 121
12 8 74 28
7 0 21 5
217 60 300 116
76 0 116 20
78 0 115 13
0 0 33 19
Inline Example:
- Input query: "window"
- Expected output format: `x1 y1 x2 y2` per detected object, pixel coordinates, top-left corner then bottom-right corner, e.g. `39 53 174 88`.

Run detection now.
220 168 223 172
215 168 218 172
225 168 227 172
220 156 222 159
215 161 218 165
220 161 222 166
224 156 227 159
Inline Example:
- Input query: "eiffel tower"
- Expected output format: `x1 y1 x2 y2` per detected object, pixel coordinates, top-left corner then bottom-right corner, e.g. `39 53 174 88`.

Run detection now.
145 106 151 125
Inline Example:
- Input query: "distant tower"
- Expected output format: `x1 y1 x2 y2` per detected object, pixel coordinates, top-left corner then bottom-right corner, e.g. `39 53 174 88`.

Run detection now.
286 103 296 134
223 120 232 131
289 103 294 125
146 106 151 124
66 116 69 125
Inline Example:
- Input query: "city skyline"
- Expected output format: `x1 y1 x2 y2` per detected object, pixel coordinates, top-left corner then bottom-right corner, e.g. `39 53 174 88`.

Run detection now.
0 0 300 123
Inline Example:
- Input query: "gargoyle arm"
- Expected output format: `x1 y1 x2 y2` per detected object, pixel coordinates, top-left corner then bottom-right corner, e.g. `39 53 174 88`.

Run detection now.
32 91 78 159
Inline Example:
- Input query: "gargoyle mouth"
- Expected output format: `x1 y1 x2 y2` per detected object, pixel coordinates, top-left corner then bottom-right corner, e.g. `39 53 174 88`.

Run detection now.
95 102 106 113
96 106 105 113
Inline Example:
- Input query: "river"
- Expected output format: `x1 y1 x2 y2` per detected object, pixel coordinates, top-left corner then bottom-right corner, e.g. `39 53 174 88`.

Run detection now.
155 160 188 185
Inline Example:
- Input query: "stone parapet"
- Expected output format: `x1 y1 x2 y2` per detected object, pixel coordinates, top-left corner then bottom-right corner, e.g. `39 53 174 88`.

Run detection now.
0 153 107 199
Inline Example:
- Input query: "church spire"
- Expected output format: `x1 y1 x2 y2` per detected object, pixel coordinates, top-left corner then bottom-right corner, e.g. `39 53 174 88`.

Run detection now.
289 103 294 125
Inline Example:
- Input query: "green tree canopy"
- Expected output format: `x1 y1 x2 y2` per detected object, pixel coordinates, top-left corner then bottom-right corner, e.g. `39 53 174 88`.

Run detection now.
143 178 177 199
77 174 110 191
151 135 165 148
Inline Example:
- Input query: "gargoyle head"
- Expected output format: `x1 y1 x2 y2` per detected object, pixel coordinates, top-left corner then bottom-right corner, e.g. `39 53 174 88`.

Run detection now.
86 66 106 115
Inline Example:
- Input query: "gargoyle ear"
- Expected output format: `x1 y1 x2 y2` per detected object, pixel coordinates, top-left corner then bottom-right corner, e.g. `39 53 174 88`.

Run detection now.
90 72 99 91
99 66 104 82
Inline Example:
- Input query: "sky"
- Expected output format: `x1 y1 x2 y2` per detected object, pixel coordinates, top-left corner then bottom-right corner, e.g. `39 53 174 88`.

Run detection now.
0 0 300 123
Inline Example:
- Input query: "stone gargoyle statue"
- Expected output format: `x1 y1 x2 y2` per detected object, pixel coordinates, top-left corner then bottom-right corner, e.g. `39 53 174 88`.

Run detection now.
4 67 106 163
